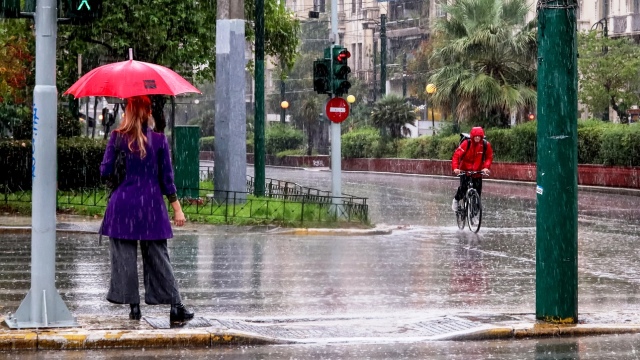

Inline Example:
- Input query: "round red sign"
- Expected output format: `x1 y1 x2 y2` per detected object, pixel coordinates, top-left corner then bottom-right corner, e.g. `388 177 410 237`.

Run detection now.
325 97 350 123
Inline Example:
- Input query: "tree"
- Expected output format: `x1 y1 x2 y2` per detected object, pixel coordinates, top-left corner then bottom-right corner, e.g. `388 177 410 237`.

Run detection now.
428 0 537 127
57 0 301 90
578 30 640 123
299 95 322 155
370 95 416 138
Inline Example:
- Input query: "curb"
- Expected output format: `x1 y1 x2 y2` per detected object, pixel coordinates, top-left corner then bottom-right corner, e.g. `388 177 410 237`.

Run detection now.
442 324 640 341
3 324 640 350
0 329 287 351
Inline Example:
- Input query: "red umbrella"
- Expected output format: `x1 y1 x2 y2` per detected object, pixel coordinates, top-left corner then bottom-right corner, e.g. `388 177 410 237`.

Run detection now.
64 59 201 99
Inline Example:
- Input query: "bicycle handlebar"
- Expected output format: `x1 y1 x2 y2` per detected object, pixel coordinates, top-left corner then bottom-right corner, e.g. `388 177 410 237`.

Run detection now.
456 171 489 177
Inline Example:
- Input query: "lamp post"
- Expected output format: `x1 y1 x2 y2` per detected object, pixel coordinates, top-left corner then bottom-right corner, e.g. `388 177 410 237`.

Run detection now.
280 100 289 123
426 83 437 135
347 95 355 104
591 17 609 121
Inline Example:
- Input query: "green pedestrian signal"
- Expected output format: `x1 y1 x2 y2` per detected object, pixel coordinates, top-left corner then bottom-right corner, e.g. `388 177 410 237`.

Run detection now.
1 0 21 18
331 46 351 96
313 59 330 95
66 0 102 24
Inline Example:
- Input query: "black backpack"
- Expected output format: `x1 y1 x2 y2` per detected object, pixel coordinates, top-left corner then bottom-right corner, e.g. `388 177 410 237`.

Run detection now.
458 133 487 163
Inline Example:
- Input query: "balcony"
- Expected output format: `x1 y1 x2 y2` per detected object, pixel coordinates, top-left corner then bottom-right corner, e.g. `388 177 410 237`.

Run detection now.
613 15 627 34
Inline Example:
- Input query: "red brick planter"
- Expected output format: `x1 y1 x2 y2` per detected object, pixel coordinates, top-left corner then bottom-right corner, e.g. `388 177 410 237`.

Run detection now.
201 152 640 189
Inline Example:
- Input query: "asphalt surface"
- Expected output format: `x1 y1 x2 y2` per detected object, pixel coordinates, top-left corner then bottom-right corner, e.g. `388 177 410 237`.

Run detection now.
0 166 639 352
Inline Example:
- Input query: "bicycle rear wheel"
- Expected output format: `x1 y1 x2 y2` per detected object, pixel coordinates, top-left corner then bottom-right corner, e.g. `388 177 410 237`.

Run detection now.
455 200 466 230
467 190 482 233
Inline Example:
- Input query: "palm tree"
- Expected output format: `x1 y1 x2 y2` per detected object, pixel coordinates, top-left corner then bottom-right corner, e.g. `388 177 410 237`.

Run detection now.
299 96 323 155
370 95 417 139
429 0 537 127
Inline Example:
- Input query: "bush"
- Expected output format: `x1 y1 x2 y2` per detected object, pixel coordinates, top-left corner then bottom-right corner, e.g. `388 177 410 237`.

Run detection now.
399 136 437 159
199 136 215 151
341 127 382 158
510 121 537 163
577 127 605 164
600 124 640 166
484 128 515 162
265 124 304 155
435 134 460 160
276 149 306 157
0 137 106 191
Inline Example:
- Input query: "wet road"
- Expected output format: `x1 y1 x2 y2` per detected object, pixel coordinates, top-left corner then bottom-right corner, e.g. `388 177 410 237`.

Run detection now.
1 167 640 357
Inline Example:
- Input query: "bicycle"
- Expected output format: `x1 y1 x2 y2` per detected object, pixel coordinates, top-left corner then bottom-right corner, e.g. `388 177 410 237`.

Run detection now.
455 171 487 233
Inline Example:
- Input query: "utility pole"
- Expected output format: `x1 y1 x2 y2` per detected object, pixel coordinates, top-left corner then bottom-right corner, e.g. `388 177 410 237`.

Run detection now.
380 14 387 97
214 0 247 201
254 0 266 197
280 60 286 123
536 0 578 324
6 0 76 329
372 40 377 102
330 0 342 204
402 53 407 98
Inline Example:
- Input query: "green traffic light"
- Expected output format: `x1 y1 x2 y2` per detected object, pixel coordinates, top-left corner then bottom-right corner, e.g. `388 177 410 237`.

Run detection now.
77 0 90 10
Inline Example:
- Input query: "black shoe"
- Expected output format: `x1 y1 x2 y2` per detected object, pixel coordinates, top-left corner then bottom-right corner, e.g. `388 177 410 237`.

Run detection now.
129 304 141 320
170 303 194 322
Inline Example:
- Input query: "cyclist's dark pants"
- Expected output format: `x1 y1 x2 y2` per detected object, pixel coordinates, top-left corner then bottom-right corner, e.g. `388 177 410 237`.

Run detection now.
454 175 483 201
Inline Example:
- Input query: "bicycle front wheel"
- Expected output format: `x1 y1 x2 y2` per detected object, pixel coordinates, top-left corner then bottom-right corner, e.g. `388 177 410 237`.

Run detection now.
467 190 482 233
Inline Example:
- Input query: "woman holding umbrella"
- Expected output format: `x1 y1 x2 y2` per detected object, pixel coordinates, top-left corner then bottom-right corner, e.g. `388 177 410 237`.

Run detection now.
99 95 194 322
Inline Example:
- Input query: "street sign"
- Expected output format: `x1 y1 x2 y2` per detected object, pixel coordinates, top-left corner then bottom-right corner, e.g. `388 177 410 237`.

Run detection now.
325 97 349 123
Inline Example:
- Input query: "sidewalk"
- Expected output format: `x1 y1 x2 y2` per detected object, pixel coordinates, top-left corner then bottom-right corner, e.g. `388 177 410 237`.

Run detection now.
2 312 640 350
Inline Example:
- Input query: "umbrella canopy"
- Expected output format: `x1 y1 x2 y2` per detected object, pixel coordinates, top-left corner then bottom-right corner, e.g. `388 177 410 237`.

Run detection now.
64 60 201 99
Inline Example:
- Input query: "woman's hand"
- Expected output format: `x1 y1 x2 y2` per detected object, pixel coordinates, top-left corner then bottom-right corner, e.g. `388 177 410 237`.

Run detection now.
173 210 186 227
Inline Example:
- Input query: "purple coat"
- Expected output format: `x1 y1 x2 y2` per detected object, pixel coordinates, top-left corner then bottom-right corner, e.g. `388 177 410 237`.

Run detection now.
99 127 176 240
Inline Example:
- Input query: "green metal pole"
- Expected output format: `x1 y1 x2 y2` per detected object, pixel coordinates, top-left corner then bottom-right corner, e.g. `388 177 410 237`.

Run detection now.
536 0 579 324
254 0 265 197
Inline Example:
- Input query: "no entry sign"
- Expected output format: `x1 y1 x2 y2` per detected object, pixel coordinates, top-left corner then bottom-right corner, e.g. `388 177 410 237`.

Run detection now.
325 97 350 123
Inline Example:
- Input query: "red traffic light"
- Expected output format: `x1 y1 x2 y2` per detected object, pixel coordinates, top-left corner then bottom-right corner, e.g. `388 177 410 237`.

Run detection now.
336 50 351 63
528 113 535 121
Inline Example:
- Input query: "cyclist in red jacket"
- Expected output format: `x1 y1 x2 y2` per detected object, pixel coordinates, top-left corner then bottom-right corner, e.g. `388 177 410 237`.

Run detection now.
451 126 494 211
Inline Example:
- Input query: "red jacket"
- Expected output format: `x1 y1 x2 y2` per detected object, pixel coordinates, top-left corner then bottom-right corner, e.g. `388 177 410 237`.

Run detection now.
452 127 494 174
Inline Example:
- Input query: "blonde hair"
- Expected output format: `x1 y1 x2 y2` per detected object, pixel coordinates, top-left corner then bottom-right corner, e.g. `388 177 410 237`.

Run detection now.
116 96 152 159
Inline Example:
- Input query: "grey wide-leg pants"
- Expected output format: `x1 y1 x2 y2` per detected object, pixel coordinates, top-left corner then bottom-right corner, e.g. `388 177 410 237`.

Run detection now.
106 238 182 305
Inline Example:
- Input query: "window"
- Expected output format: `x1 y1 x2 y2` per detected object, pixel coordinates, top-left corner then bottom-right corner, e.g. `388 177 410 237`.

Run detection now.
635 0 640 13
436 1 446 17
339 0 344 13
352 0 356 14
603 0 610 17
357 43 363 71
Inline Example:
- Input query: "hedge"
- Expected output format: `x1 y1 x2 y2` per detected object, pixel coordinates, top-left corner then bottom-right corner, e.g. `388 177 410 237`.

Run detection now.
342 121 640 166
341 127 383 159
265 124 304 155
1 137 106 191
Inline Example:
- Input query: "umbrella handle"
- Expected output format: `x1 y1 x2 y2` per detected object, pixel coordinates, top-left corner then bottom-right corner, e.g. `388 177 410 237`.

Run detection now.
129 48 133 60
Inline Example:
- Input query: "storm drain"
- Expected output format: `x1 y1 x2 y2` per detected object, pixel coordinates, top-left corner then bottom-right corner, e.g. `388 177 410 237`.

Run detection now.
404 316 480 337
56 222 100 233
214 319 360 339
144 316 485 340
144 317 213 329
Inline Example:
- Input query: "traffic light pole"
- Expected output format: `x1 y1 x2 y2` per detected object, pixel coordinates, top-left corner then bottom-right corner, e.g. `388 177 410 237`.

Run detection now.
5 0 77 329
330 0 342 205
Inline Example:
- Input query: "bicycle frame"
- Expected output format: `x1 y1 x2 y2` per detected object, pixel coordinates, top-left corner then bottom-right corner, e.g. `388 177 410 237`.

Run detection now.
455 171 487 232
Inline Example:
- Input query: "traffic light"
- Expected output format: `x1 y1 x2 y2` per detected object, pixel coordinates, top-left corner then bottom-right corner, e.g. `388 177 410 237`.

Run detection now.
1 0 20 18
528 113 535 121
66 0 102 24
331 46 351 96
313 59 330 94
